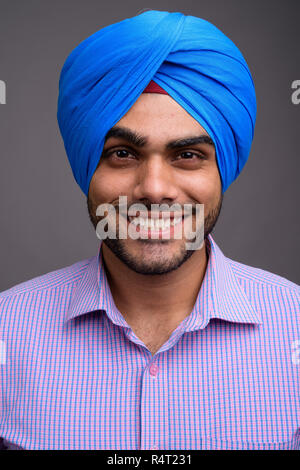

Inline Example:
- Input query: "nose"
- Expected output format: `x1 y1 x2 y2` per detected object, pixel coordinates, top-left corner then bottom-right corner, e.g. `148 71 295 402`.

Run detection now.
132 155 178 204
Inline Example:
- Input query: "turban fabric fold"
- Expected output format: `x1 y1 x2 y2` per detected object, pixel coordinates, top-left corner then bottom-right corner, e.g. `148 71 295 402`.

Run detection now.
57 10 256 196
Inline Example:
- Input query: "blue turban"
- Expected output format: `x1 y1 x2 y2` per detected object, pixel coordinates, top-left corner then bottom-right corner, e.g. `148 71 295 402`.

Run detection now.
57 10 256 196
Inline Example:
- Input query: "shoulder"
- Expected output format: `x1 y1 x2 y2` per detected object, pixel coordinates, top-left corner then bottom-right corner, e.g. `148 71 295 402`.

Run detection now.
228 257 299 292
0 256 95 313
227 256 299 320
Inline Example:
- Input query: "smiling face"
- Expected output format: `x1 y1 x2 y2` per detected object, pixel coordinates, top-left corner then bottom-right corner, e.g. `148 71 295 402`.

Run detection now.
88 93 223 275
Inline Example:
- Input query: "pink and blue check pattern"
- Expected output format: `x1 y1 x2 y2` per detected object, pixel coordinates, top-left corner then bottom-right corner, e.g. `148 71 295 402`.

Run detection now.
0 234 299 449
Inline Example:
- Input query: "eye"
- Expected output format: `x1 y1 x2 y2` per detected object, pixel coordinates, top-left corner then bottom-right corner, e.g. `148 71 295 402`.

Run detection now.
114 149 133 158
103 148 136 160
175 151 206 161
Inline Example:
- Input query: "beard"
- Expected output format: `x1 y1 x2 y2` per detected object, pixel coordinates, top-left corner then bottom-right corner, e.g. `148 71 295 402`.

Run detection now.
87 194 223 275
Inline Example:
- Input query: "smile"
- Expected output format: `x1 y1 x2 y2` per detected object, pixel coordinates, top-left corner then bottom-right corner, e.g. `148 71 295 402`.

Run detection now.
127 215 183 230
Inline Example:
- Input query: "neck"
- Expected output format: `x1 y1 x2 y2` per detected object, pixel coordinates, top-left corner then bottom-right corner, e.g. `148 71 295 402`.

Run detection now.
101 240 209 328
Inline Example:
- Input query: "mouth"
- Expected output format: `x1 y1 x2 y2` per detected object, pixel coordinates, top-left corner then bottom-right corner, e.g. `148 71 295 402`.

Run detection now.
126 212 187 239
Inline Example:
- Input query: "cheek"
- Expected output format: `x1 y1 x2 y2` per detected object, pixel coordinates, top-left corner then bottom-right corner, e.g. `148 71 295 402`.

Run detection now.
182 168 221 208
89 167 133 203
89 163 222 208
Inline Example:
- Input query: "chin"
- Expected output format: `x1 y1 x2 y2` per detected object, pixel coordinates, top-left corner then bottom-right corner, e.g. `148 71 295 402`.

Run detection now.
103 238 195 275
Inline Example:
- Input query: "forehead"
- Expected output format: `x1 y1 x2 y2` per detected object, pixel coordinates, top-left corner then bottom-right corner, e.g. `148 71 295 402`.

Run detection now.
115 93 210 139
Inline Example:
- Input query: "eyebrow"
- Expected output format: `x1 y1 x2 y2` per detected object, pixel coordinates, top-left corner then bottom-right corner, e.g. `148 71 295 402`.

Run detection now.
104 125 215 150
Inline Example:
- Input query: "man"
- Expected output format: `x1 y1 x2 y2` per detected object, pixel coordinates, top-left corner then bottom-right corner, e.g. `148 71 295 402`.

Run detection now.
0 10 299 450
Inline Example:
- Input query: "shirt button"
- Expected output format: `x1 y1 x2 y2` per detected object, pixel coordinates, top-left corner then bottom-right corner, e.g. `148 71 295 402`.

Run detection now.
149 364 159 376
151 444 158 450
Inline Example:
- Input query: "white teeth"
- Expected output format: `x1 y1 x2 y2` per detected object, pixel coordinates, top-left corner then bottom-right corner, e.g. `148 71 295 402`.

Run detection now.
172 217 182 226
128 216 182 229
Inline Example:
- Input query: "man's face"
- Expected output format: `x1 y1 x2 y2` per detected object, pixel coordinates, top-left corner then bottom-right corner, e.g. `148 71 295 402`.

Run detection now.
88 93 223 275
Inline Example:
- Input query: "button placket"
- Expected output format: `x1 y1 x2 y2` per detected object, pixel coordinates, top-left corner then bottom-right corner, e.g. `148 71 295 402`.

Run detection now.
149 363 159 376
140 358 163 450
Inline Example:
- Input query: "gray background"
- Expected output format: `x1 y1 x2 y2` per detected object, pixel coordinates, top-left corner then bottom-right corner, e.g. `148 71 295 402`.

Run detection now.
0 0 299 291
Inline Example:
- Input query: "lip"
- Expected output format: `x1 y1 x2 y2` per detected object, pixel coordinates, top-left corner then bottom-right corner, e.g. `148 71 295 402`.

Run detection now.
127 212 184 221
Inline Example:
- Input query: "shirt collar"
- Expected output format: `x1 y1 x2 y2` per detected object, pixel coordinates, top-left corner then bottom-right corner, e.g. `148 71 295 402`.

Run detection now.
183 234 263 332
65 234 262 328
65 242 128 327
